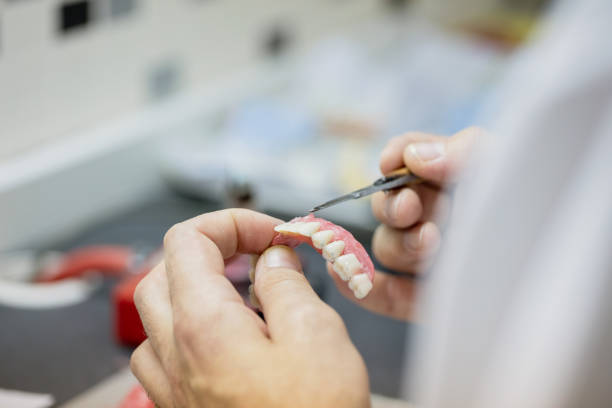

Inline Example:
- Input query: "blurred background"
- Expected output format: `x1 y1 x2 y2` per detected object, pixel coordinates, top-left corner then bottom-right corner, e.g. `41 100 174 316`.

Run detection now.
0 0 550 406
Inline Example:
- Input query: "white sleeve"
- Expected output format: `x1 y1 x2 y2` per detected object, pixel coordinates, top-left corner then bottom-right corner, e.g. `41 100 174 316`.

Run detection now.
406 1 612 407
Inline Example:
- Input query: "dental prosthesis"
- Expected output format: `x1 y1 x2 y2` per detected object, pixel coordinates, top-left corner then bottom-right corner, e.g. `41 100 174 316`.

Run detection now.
270 214 374 300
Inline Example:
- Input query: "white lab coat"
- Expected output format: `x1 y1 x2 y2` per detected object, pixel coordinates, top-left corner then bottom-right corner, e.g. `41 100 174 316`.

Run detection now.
407 0 612 407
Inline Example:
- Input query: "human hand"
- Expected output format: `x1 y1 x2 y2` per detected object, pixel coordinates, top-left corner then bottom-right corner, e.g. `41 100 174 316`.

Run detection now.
329 127 484 320
130 209 370 408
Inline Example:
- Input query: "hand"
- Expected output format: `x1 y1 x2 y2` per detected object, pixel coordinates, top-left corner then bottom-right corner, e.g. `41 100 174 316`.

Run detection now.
130 209 370 408
329 127 483 321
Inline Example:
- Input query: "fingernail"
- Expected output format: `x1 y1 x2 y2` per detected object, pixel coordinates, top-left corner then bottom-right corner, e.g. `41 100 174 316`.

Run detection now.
408 142 445 161
254 246 300 282
385 189 405 221
380 144 395 163
404 225 424 251
383 191 397 220
263 245 301 270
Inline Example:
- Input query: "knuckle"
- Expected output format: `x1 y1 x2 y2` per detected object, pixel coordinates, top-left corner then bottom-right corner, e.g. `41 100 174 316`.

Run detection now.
389 134 403 143
163 222 189 247
397 131 424 143
387 134 406 146
372 227 386 259
391 188 422 227
372 225 416 272
317 304 345 329
387 133 408 146
290 303 342 332
372 225 394 259
172 310 197 345
129 344 145 377
371 192 385 218
132 277 149 309
372 239 394 269
292 304 320 325
189 375 242 405
433 193 452 226
172 305 224 347
421 222 442 254
461 125 486 137
451 126 484 157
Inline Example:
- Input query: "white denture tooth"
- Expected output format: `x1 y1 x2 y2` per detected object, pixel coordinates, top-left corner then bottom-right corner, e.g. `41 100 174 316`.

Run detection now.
333 254 362 282
274 222 320 237
248 255 259 283
274 223 292 233
312 230 334 249
248 284 261 309
274 222 303 234
348 274 373 299
322 240 345 262
333 263 349 281
295 222 321 237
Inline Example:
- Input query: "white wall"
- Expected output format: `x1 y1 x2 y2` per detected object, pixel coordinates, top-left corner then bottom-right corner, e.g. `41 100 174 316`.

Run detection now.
0 0 381 161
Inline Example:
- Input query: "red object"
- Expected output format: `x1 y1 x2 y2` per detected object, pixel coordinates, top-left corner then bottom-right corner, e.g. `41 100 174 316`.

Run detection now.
113 270 149 346
36 246 132 283
112 251 257 346
117 385 155 408
112 251 163 346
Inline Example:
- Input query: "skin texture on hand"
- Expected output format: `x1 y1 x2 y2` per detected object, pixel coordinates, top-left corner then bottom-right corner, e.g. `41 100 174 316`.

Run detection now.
329 127 484 321
130 209 370 408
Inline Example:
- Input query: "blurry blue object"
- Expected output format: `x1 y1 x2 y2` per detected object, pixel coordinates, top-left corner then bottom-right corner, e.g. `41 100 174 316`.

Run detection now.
226 99 318 152
443 91 490 134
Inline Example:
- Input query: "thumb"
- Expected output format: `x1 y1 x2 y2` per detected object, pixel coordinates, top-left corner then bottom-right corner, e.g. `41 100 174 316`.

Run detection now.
253 246 335 342
403 126 484 184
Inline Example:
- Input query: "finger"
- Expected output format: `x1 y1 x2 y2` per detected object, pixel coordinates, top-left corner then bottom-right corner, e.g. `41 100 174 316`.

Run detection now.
372 222 441 274
327 264 419 321
162 209 281 342
371 183 451 231
380 131 445 175
133 263 176 373
130 340 174 408
134 260 268 361
371 187 422 229
412 183 452 228
402 126 484 184
253 246 347 344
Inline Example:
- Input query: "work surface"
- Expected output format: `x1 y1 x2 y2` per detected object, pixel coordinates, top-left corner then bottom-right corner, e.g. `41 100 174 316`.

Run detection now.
0 193 412 406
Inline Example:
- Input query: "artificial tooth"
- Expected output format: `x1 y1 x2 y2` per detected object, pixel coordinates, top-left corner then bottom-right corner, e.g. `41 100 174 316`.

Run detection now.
274 222 302 234
312 230 334 249
296 222 321 236
348 274 373 299
249 266 255 283
248 284 261 309
273 223 290 233
248 255 259 283
274 222 320 237
322 240 345 262
332 254 362 282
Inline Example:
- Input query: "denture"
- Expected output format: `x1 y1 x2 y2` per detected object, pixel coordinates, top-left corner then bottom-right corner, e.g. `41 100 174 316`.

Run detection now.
270 214 374 300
